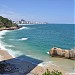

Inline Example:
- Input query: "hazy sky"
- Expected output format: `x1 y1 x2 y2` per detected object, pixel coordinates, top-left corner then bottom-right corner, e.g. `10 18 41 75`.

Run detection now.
0 0 74 24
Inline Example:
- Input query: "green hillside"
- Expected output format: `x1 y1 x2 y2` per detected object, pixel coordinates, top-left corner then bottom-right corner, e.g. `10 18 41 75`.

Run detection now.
0 16 18 28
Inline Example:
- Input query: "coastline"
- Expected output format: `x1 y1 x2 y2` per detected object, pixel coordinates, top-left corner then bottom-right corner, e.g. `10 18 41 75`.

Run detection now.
0 49 67 75
0 26 22 61
0 26 21 31
0 26 74 75
0 49 73 75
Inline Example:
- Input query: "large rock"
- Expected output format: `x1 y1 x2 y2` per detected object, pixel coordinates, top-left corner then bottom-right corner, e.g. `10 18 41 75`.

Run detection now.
49 47 57 56
49 47 63 56
49 47 75 60
64 50 70 58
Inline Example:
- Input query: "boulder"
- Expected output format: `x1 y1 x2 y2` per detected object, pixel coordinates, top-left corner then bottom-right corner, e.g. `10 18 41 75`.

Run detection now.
64 50 70 58
49 47 57 56
49 47 75 60
56 48 62 56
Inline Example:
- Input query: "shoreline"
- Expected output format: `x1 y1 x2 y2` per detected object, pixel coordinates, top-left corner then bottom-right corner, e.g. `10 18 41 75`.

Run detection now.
0 27 74 75
0 49 13 61
0 26 22 61
31 63 66 75
0 26 22 31
0 49 68 75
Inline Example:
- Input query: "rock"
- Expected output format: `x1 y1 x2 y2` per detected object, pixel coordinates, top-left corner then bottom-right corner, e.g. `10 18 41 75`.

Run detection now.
56 48 62 56
49 47 75 60
49 47 57 56
64 50 70 58
61 50 65 57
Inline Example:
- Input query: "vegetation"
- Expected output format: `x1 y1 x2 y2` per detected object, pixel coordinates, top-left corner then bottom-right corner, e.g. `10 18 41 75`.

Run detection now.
42 69 62 75
0 16 18 28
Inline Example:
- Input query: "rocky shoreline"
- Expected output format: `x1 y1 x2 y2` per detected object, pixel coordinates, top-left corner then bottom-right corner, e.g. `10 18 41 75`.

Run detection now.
49 47 75 60
0 26 22 31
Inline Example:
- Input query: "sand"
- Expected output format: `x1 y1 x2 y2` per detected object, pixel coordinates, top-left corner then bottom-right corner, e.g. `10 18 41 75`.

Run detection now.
0 49 13 61
0 49 72 75
31 64 67 75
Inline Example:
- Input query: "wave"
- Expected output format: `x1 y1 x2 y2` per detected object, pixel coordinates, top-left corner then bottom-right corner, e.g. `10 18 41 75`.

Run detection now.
9 38 28 41
0 30 23 58
0 41 15 58
0 30 10 39
18 38 28 41
0 41 23 58
18 27 29 30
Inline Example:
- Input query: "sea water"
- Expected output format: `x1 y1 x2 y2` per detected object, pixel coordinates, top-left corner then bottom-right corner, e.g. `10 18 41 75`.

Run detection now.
0 24 75 72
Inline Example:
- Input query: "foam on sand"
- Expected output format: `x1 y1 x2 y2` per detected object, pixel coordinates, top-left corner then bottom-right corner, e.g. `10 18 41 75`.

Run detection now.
0 41 23 58
38 61 53 67
0 41 15 58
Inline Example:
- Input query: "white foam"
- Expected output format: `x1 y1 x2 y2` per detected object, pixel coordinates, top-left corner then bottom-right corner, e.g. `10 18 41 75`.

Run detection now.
18 38 28 41
38 61 53 67
0 42 15 58
0 30 27 59
9 38 28 41
0 41 23 58
0 30 10 39
0 30 16 58
47 52 49 54
18 27 29 30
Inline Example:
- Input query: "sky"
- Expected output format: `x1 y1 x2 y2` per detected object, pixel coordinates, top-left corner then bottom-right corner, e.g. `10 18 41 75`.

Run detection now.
0 0 74 24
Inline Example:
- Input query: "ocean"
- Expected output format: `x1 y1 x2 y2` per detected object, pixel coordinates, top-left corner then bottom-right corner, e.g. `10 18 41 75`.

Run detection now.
0 24 75 72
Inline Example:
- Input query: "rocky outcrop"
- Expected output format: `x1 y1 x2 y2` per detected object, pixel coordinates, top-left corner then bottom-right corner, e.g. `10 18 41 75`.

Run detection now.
49 47 75 60
0 26 22 31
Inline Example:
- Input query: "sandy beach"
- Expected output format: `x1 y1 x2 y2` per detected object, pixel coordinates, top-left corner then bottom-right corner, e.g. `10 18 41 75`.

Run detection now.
31 63 67 75
0 49 13 61
0 49 68 75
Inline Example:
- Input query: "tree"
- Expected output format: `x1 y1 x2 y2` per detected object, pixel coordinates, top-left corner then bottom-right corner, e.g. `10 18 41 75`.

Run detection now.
0 16 17 28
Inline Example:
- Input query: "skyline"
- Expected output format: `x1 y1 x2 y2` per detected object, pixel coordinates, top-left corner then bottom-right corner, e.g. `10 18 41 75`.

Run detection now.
0 0 74 24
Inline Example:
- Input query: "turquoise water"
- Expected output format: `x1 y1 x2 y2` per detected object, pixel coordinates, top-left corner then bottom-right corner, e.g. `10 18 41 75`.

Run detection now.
0 24 75 72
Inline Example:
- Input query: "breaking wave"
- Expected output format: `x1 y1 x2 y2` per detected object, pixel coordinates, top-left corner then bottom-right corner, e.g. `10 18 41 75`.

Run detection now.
18 38 28 41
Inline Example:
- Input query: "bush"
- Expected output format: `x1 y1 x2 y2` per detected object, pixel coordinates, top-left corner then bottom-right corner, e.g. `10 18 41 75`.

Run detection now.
42 69 62 75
